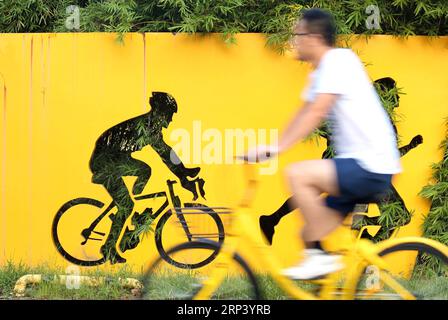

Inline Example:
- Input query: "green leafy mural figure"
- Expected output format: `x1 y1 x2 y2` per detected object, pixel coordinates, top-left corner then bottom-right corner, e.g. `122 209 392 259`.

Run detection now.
89 91 204 264
259 77 423 245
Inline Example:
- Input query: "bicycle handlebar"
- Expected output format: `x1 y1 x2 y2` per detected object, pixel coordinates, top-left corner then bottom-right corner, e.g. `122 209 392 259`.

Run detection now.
235 152 272 163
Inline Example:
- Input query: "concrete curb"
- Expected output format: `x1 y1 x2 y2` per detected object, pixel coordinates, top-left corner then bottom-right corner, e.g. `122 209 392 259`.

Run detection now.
14 274 143 297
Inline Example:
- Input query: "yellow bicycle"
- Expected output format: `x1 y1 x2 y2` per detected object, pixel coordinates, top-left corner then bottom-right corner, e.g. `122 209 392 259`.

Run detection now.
141 162 448 300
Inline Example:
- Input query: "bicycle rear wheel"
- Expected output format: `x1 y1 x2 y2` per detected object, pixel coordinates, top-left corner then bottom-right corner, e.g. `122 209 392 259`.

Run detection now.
52 198 109 266
352 241 448 300
141 240 262 300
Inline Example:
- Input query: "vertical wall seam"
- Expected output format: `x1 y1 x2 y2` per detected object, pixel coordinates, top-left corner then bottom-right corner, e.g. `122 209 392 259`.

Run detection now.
28 36 34 265
1 74 6 261
143 33 147 112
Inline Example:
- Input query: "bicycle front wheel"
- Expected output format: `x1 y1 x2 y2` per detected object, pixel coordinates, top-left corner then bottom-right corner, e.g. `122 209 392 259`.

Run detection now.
351 240 448 300
155 203 225 269
141 240 262 300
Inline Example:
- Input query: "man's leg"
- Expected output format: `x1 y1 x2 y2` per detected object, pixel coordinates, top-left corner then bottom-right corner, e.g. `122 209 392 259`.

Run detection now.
281 159 346 279
259 144 334 245
101 177 134 264
259 197 295 245
115 158 153 252
285 159 344 247
127 159 151 196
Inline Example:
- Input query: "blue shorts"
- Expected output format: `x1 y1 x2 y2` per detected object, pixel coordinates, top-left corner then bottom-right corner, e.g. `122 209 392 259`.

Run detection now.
325 158 393 216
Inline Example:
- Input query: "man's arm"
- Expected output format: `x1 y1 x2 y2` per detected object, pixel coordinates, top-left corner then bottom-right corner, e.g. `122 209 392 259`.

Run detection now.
278 93 338 153
152 136 202 199
151 136 187 177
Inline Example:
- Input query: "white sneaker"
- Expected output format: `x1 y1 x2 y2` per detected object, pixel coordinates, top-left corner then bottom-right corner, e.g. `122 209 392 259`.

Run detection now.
303 249 341 264
282 249 344 280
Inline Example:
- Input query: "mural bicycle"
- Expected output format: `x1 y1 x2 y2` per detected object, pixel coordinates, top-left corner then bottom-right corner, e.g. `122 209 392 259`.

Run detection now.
52 92 225 268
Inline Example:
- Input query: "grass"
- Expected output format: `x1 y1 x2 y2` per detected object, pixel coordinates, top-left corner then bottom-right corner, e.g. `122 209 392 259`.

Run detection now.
1 261 447 300
144 272 448 300
405 277 448 299
354 273 448 300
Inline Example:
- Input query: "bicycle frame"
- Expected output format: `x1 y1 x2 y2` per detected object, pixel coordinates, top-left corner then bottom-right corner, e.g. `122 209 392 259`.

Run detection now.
81 179 192 246
194 201 353 299
192 163 426 300
194 163 325 299
341 236 448 299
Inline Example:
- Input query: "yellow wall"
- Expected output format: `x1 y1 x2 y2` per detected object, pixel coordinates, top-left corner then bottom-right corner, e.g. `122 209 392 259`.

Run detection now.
0 33 447 275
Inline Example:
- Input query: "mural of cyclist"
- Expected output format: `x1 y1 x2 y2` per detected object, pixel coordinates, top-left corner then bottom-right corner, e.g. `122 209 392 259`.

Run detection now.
259 77 423 245
89 91 204 264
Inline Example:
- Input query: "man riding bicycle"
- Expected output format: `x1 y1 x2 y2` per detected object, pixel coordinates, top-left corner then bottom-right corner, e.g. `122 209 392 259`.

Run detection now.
90 91 203 264
249 9 401 279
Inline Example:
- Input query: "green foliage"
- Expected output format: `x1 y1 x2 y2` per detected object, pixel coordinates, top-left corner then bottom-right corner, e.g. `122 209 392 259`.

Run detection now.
352 202 413 242
373 81 404 132
0 0 72 32
0 1 447 47
418 121 448 273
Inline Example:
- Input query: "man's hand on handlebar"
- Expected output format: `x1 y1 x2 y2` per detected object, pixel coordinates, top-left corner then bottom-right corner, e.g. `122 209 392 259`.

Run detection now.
185 167 201 178
180 169 206 201
239 144 280 163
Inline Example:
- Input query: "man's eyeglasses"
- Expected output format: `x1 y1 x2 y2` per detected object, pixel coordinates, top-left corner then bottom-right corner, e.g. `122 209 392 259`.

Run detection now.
290 33 310 43
292 33 310 37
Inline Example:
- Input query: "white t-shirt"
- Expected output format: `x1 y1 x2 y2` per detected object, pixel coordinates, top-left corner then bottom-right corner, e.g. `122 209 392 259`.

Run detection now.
302 48 401 174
